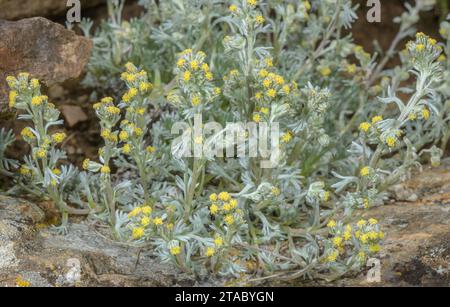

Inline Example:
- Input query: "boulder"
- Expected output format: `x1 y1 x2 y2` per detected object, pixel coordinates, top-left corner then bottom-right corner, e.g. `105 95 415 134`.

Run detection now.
0 17 93 112
0 195 196 287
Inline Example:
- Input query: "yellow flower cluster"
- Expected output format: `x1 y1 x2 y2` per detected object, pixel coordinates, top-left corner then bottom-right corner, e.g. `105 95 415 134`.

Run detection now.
360 166 371 177
209 192 241 226
31 95 47 106
127 204 165 241
21 127 35 140
15 276 31 288
177 49 213 84
51 132 67 144
9 90 18 109
326 218 384 263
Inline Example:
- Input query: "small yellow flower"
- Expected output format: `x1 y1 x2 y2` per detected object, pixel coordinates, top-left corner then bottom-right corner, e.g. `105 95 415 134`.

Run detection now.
319 66 331 77
369 244 380 253
201 63 209 72
229 199 238 209
31 96 45 106
107 106 121 115
16 276 31 288
255 15 265 25
368 218 378 225
183 71 191 82
281 132 292 143
214 87 221 95
139 82 152 93
9 91 18 109
6 76 17 88
146 146 156 154
357 219 367 228
190 60 199 70
191 95 201 106
265 58 273 67
371 115 383 124
153 217 163 226
132 227 145 239
422 108 430 120
224 214 235 225
119 131 129 141
259 69 269 78
52 132 66 144
363 198 370 209
229 4 238 12
274 75 285 85
409 112 417 121
210 204 219 215
125 62 137 73
52 168 61 175
323 191 330 202
101 165 111 174
438 54 446 62
326 250 339 262
205 71 213 81
360 166 371 177
271 187 281 196
222 202 232 212
415 44 425 52
358 251 366 261
260 107 269 115
101 97 113 104
428 38 437 46
332 236 343 247
182 48 193 55
359 122 371 132
343 231 352 241
346 64 357 74
218 191 231 202
19 166 31 176
214 235 223 247
368 231 378 240
134 128 143 137
126 74 136 83
177 58 186 67
262 78 271 88
267 88 277 98
282 85 290 95
21 127 35 139
122 143 132 154
209 193 218 202
128 207 142 218
170 246 181 256
36 149 47 159
360 234 369 244
141 216 151 227
141 206 152 215
247 0 257 7
386 136 397 148
327 220 337 228
253 113 261 123
206 247 215 257
82 159 90 170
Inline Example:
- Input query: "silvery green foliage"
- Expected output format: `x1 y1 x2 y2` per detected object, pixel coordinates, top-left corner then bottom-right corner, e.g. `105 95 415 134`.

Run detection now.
5 0 449 282
0 129 17 176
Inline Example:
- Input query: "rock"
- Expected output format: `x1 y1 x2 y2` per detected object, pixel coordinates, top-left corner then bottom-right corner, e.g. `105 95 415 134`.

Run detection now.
60 105 88 128
0 0 106 20
0 17 93 112
0 195 196 287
